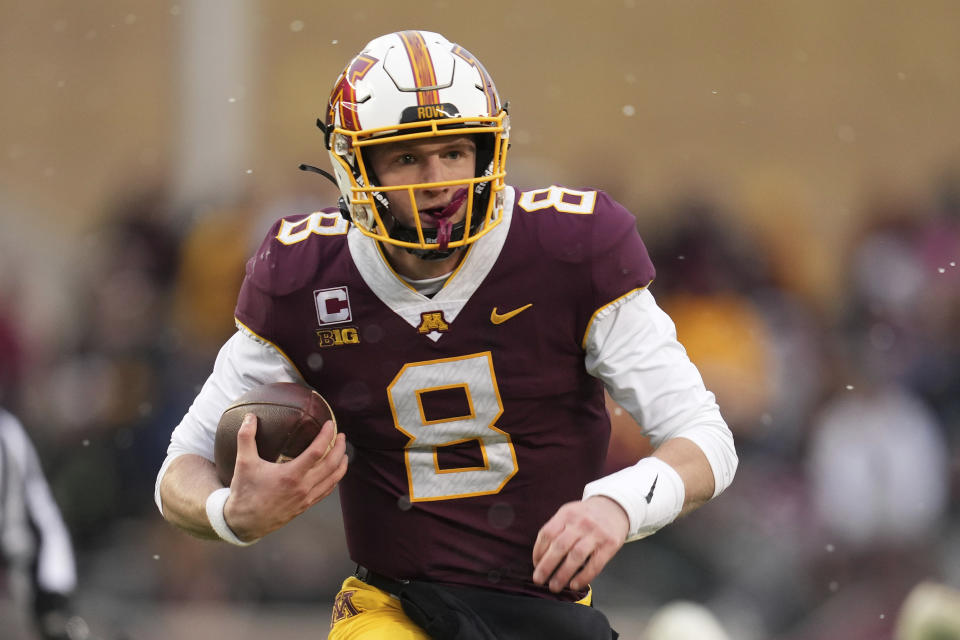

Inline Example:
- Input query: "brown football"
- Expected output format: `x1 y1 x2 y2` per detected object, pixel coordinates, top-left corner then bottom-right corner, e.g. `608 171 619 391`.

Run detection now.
214 382 336 486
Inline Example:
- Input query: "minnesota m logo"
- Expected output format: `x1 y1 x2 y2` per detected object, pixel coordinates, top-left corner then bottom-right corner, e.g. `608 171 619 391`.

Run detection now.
417 311 450 334
330 589 362 625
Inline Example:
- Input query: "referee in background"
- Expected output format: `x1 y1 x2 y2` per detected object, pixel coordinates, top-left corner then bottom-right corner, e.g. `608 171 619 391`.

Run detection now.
1 407 90 640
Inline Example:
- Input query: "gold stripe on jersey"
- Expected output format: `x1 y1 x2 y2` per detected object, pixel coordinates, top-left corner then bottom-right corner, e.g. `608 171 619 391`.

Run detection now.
234 318 304 379
580 282 652 350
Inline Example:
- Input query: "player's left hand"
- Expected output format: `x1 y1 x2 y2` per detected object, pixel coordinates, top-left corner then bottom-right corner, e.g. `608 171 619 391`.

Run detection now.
532 496 629 593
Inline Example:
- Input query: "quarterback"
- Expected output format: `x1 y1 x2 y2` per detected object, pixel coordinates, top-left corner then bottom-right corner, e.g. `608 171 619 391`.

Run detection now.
156 30 738 640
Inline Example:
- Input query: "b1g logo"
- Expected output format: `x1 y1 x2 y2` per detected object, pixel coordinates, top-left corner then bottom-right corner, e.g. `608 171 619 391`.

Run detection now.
315 287 352 325
316 326 360 348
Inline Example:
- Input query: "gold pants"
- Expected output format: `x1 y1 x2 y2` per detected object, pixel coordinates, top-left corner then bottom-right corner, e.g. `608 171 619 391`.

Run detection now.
328 576 593 639
328 577 429 639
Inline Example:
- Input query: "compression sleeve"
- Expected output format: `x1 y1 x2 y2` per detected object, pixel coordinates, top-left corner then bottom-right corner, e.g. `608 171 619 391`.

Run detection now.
583 288 738 498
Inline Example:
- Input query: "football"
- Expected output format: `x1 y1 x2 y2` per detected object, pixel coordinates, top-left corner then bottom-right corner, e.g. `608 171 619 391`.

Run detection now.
214 382 336 486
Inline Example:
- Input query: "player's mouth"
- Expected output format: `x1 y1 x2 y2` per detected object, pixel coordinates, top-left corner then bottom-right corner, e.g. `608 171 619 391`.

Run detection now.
421 188 468 250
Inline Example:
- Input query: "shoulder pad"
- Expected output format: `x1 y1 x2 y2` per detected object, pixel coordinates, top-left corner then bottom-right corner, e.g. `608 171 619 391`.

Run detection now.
245 209 350 297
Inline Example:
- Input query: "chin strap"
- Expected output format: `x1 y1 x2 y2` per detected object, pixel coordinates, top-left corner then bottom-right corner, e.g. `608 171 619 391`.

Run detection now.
390 220 468 261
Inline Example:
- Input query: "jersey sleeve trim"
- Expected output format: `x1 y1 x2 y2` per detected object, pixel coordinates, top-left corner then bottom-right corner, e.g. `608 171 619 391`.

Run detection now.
234 318 304 379
580 282 653 350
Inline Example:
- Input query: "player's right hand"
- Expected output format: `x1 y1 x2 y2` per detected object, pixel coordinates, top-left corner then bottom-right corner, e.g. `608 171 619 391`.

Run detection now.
223 413 348 541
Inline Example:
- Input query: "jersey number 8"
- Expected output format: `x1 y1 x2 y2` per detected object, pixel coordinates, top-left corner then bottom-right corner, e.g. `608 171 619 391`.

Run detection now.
387 352 518 502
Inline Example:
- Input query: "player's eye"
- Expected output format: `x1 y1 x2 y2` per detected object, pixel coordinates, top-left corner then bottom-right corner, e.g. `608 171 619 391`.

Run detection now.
398 153 418 165
446 146 476 161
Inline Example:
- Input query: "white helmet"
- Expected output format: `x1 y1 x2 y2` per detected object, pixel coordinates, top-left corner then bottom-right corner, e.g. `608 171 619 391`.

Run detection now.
324 30 510 257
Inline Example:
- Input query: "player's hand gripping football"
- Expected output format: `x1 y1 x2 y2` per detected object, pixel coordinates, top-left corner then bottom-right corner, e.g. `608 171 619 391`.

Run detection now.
532 496 629 593
223 413 348 541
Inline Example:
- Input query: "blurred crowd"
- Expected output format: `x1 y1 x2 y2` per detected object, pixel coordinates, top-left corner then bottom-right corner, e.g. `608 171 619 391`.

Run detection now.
1 164 958 639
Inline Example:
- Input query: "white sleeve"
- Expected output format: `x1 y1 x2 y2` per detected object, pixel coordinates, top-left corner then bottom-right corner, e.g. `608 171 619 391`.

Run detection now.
153 327 304 513
584 288 738 498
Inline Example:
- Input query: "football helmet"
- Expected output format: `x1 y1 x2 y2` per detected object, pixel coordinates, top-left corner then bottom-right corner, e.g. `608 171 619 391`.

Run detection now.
324 30 510 258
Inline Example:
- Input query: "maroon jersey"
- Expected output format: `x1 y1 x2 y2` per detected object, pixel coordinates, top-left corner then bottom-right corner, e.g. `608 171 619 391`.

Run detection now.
235 185 655 600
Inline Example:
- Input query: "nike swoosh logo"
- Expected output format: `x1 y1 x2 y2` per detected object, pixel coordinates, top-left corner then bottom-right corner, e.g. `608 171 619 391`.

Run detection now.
645 475 659 504
490 303 533 325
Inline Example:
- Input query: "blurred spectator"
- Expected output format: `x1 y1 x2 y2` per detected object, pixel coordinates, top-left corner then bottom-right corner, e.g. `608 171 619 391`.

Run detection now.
660 291 773 433
839 185 960 510
806 382 949 549
31 188 184 544
0 293 25 410
794 192 955 639
644 195 831 455
170 204 253 361
910 172 960 471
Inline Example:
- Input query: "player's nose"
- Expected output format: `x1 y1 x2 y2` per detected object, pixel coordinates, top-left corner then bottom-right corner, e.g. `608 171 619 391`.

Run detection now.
418 155 451 188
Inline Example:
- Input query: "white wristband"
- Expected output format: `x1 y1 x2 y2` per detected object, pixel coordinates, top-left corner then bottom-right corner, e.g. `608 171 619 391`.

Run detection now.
205 487 258 547
582 456 685 542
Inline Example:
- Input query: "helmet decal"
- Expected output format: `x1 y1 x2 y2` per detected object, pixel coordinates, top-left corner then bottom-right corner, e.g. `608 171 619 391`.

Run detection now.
451 45 499 118
397 30 441 105
327 54 378 132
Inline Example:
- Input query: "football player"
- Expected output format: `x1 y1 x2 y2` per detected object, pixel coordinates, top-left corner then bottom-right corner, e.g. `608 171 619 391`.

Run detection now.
155 30 738 640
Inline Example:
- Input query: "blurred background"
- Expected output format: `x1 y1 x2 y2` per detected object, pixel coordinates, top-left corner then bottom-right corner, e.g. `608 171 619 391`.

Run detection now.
1 1 958 638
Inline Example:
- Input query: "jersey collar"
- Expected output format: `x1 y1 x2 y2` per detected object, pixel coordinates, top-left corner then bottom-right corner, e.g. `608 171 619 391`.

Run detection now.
348 186 516 342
